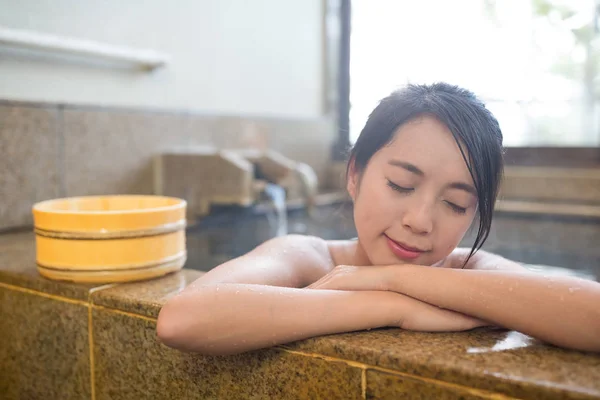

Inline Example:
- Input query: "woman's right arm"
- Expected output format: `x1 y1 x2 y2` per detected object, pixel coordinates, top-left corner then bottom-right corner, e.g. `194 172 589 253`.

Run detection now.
157 283 486 355
157 235 486 355
158 284 396 355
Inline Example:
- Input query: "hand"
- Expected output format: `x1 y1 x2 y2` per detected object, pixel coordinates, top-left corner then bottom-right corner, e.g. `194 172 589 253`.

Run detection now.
397 296 491 332
307 265 491 332
306 265 393 291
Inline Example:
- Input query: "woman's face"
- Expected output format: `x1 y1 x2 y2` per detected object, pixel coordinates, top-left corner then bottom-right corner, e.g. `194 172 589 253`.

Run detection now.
348 116 478 266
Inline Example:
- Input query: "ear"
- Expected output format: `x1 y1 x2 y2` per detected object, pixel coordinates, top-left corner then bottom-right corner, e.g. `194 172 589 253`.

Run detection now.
346 158 359 201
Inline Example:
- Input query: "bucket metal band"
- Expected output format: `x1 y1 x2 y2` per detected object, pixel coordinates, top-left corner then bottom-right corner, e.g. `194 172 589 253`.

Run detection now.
34 219 187 240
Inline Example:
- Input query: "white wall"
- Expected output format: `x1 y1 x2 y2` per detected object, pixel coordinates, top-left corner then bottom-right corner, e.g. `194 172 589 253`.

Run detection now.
0 0 325 118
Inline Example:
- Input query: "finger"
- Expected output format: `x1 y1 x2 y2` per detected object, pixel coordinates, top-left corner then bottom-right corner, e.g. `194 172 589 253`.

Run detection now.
306 276 328 289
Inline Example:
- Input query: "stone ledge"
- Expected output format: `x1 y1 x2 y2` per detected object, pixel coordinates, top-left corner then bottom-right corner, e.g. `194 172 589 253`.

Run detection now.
2 231 600 399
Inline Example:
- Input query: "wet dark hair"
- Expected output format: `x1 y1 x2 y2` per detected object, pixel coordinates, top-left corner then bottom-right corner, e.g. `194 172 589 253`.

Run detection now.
347 82 504 266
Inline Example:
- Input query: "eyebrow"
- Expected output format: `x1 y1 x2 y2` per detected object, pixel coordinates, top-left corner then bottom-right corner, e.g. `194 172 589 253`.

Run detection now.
388 160 424 176
448 182 477 196
388 159 477 196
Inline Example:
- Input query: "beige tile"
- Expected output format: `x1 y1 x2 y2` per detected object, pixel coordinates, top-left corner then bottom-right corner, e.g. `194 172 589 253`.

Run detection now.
156 150 255 217
366 370 504 400
91 269 203 318
285 328 600 400
92 307 363 400
0 231 107 300
0 285 91 399
210 116 336 189
264 118 335 188
0 105 60 229
207 117 270 150
500 167 600 203
63 109 213 197
62 109 336 199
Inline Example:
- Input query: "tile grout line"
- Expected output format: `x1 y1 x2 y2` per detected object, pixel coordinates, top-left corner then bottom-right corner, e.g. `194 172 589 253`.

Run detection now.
0 282 88 306
88 283 120 297
56 105 66 197
278 347 367 369
278 348 519 400
360 365 518 399
88 304 96 400
86 282 138 400
0 282 521 399
0 281 156 319
85 284 122 400
92 304 158 322
361 367 367 399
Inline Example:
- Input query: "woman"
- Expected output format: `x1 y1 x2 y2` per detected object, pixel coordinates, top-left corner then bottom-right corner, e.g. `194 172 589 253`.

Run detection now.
157 83 600 355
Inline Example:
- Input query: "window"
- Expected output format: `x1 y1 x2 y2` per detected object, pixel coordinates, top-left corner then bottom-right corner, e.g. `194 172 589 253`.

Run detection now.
349 0 600 147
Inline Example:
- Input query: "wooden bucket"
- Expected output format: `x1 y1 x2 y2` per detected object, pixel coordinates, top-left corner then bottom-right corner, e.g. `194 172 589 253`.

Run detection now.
32 195 187 283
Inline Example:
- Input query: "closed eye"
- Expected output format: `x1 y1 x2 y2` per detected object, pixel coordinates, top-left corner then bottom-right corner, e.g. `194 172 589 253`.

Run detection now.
445 201 467 215
386 180 413 193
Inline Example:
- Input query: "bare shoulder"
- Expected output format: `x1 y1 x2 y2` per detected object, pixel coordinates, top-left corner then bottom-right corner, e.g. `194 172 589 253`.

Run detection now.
443 248 528 271
191 234 336 288
256 234 335 272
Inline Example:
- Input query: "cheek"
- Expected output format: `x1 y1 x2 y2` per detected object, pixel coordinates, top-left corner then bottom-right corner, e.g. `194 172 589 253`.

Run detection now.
353 181 394 236
435 216 475 253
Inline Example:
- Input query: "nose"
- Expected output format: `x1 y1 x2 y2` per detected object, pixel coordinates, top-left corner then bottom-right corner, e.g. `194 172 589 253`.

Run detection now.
401 199 433 235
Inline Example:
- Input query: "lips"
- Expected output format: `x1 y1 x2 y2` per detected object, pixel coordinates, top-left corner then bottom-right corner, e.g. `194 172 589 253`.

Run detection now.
385 234 427 260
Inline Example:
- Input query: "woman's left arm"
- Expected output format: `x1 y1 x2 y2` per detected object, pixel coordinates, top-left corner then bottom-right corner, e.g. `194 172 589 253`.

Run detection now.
385 265 600 351
310 258 600 352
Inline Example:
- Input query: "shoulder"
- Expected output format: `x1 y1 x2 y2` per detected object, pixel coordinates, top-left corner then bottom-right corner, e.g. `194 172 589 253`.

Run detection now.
441 248 528 271
258 234 330 257
197 234 337 287
257 234 336 276
257 235 359 281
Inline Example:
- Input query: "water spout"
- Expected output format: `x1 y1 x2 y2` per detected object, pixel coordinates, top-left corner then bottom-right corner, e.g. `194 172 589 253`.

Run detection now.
263 183 288 237
293 162 318 218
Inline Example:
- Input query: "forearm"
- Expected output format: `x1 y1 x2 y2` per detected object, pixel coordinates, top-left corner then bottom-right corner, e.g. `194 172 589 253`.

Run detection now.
157 284 401 355
157 282 487 355
389 266 600 351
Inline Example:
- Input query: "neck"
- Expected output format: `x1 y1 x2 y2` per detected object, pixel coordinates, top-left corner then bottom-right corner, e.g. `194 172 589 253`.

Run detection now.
350 239 373 266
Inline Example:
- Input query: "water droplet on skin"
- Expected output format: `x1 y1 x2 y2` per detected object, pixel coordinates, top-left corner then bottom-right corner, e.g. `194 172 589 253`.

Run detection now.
569 287 581 293
259 292 263 295
508 287 513 292
216 287 219 292
235 291 239 294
